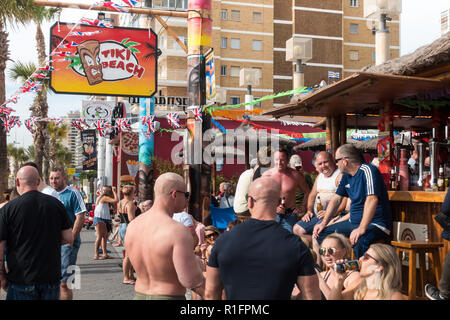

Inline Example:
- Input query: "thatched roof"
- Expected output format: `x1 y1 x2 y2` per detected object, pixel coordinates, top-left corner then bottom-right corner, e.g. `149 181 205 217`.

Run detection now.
362 32 450 76
294 137 360 151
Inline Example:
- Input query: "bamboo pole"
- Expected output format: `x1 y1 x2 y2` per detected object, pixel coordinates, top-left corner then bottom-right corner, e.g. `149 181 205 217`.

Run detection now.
331 116 340 156
340 114 347 146
326 117 332 152
33 0 189 18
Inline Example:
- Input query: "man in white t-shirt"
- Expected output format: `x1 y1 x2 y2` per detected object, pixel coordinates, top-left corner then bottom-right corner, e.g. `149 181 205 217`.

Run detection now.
293 151 348 245
173 210 198 248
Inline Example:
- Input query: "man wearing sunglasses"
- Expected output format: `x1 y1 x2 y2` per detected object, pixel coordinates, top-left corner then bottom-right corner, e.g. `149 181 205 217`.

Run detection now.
205 177 320 300
262 149 311 233
125 173 205 300
312 144 392 259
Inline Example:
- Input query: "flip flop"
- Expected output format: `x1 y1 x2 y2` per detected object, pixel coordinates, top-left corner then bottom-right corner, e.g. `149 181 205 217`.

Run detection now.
122 280 135 285
98 256 106 260
102 255 114 259
112 243 122 247
93 256 100 260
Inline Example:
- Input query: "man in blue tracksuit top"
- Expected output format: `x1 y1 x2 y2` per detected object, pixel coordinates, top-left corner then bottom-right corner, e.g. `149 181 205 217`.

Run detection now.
313 144 392 259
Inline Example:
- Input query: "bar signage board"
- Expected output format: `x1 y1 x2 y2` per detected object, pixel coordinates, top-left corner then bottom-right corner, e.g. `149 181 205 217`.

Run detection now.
49 22 157 97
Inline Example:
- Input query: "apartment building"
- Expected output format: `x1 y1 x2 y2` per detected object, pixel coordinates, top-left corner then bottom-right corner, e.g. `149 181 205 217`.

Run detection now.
62 110 83 169
121 0 399 110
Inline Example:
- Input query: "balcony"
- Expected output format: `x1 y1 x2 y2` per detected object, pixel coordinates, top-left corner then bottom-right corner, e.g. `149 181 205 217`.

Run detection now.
158 68 187 87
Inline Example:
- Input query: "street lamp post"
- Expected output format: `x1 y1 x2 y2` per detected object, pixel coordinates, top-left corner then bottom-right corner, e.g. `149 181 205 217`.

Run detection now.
364 0 402 65
239 68 260 111
285 36 313 93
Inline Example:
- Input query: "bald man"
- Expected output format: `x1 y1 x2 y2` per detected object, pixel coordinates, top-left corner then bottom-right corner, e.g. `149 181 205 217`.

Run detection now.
125 173 205 300
0 166 73 300
205 177 320 300
263 149 310 233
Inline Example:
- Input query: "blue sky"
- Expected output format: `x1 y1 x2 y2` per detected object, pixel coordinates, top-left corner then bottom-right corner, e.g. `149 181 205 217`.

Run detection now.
4 0 450 147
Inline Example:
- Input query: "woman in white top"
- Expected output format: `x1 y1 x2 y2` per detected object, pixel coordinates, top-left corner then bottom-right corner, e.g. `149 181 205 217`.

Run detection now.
94 186 118 260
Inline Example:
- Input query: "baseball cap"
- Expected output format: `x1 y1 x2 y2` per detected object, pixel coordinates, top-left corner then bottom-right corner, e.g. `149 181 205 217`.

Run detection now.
289 154 303 168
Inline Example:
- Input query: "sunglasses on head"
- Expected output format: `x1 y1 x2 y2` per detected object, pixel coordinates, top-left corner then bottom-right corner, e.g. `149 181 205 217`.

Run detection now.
319 247 338 256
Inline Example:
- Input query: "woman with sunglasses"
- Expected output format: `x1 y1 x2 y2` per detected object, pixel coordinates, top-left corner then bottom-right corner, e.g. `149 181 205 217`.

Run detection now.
201 226 220 266
316 233 362 300
330 243 403 300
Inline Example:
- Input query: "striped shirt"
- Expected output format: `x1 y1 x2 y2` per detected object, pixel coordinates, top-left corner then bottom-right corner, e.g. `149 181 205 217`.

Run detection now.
336 163 392 234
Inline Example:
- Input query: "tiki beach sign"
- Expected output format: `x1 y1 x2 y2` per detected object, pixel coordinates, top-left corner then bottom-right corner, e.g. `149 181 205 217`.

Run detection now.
49 23 157 97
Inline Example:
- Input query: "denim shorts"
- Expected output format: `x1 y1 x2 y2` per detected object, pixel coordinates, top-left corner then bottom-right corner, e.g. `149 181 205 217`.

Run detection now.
93 217 112 233
296 215 322 234
6 282 60 300
276 210 297 233
61 237 81 283
119 223 127 244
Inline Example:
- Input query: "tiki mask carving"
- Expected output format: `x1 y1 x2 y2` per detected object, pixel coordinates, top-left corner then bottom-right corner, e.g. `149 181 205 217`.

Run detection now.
77 40 103 85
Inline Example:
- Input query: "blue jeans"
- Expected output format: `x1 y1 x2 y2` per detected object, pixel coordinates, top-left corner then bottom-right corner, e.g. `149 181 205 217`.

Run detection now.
61 236 81 283
6 282 60 300
119 223 127 244
276 210 297 233
317 220 390 259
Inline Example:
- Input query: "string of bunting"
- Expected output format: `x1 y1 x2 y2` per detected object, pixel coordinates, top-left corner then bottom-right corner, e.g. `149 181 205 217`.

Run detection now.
0 0 138 113
205 86 309 113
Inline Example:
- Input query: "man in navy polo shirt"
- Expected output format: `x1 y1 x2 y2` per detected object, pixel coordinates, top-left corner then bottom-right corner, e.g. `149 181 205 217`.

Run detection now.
313 144 392 259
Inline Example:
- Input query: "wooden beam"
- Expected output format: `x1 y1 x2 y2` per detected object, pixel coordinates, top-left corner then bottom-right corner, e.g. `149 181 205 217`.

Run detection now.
33 0 189 18
154 15 188 54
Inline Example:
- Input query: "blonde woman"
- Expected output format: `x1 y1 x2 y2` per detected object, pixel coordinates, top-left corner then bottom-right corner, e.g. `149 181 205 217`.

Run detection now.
94 186 118 260
331 243 403 300
316 233 361 300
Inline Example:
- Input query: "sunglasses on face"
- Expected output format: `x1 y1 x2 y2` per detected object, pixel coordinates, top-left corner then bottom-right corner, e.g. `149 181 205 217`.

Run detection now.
362 252 379 263
173 190 189 198
335 156 349 164
245 195 256 202
319 247 338 256
205 233 218 239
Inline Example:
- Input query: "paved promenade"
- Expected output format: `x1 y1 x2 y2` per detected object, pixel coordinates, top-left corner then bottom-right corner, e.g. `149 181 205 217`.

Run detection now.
0 227 193 300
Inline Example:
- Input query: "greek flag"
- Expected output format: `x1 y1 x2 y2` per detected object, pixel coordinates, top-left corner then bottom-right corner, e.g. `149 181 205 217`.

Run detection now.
328 71 340 79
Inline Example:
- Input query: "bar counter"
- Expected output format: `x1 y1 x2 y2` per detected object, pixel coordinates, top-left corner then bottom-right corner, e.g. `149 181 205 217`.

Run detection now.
388 190 448 267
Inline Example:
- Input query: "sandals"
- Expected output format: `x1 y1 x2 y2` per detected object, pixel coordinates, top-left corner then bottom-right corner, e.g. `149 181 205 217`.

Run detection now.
122 280 135 285
102 255 114 259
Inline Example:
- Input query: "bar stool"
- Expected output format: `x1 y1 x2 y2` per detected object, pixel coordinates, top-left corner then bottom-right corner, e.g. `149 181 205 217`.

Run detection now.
390 240 443 300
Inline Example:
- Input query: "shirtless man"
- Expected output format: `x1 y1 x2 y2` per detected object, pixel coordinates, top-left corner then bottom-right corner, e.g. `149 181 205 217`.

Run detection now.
125 172 205 300
263 149 310 233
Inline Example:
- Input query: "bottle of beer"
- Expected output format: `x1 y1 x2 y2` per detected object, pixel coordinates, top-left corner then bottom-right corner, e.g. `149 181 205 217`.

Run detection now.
316 195 323 212
438 165 445 192
390 168 397 191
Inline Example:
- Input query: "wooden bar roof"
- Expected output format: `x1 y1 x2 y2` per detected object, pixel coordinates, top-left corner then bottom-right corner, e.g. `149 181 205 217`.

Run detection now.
263 72 449 120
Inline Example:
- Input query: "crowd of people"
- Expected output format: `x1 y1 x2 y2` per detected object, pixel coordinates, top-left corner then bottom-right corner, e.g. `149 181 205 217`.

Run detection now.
0 143 449 301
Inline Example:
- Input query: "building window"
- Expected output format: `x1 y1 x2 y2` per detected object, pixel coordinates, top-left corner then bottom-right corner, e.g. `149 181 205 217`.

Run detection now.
221 37 227 49
372 51 376 62
350 0 358 7
252 12 262 23
230 38 241 49
350 23 359 34
230 10 240 21
221 65 227 76
230 96 240 105
221 9 227 20
349 50 359 61
252 40 262 51
230 66 240 77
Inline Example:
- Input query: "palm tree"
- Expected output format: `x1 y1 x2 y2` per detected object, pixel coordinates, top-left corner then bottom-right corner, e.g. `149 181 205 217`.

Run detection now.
7 143 30 178
55 142 73 169
47 121 68 170
32 6 60 180
25 144 35 161
0 0 36 199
